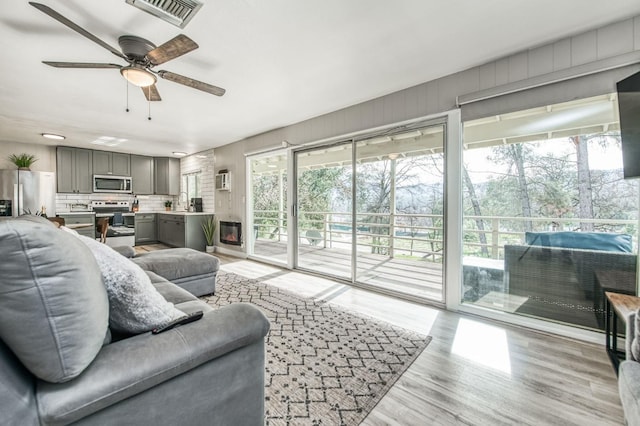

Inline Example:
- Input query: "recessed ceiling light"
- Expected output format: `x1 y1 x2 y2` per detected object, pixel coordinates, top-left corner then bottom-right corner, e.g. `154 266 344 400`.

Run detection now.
267 164 277 168
173 151 187 157
41 133 65 140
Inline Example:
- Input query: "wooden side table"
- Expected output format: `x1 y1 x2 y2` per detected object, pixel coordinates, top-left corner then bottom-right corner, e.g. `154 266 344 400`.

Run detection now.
605 291 640 374
595 270 636 328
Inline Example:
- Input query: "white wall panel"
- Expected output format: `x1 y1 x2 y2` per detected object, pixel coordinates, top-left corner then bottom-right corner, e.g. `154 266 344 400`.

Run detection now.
528 44 554 77
508 51 529 82
553 39 572 71
597 19 634 58
571 30 598 65
479 62 496 90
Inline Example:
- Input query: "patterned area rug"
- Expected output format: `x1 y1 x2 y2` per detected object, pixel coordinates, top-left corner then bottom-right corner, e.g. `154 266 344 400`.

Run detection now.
204 271 431 426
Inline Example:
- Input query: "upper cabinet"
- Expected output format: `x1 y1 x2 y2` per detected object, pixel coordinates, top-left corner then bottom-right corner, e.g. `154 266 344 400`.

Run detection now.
56 147 93 193
131 155 154 195
93 151 130 176
154 157 180 195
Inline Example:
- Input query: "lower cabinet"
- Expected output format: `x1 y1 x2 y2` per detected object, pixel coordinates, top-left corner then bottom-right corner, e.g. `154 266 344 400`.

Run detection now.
157 214 207 251
135 213 157 245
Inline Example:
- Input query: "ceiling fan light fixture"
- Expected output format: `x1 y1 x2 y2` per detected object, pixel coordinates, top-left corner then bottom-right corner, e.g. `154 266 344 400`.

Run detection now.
120 66 156 87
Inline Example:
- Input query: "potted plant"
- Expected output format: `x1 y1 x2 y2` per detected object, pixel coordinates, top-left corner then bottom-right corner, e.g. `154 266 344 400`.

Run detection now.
201 215 216 253
8 153 38 170
164 200 172 211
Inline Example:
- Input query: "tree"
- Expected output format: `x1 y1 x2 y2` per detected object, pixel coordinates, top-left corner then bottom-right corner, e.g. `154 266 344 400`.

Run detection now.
463 164 489 257
571 135 594 231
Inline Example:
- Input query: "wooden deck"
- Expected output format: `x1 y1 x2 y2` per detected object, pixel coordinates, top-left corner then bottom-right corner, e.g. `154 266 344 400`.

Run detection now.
253 239 444 301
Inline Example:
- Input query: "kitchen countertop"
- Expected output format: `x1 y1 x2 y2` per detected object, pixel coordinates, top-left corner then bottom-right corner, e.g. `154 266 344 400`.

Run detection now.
156 211 212 216
57 211 95 215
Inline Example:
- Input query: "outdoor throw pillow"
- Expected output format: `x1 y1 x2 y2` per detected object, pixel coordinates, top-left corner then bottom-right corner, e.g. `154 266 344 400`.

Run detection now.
63 228 185 333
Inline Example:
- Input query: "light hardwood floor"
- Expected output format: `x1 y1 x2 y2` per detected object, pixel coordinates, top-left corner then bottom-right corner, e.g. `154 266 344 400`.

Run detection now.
214 254 624 426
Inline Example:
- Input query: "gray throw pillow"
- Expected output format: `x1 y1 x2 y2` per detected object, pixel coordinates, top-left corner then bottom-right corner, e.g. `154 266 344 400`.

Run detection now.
63 228 185 333
0 217 108 383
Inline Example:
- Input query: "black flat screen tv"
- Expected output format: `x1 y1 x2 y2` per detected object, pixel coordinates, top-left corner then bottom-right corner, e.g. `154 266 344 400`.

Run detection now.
618 70 640 179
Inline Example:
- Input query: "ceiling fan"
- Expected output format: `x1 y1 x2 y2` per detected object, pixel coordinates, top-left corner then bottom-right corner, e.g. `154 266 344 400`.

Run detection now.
29 2 225 102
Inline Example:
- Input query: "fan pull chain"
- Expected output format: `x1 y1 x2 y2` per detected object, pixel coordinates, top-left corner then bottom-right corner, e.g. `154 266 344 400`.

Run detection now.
126 81 130 113
147 87 152 120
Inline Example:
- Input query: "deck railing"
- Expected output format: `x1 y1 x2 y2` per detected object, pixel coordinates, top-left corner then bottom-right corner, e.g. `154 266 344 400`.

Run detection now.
253 210 637 261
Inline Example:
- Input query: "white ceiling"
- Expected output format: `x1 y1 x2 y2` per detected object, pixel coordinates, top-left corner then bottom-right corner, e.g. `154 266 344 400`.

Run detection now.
1 0 640 157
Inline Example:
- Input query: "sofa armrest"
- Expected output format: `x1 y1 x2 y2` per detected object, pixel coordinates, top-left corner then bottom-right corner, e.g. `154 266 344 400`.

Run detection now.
36 303 270 425
619 360 640 426
111 245 136 258
627 311 638 361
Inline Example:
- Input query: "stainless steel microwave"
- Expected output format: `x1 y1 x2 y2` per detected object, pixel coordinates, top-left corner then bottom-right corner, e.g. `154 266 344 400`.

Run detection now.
93 175 132 193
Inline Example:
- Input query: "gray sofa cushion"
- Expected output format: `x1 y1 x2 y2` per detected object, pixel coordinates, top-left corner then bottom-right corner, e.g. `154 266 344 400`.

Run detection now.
0 217 108 383
63 229 185 334
133 248 219 281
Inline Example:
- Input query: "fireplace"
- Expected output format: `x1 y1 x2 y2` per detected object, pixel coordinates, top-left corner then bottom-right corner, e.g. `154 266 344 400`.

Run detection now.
220 221 242 246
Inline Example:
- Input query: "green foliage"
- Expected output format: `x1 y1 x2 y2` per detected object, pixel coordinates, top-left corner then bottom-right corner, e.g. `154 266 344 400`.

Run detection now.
201 215 216 246
164 200 172 207
8 153 38 168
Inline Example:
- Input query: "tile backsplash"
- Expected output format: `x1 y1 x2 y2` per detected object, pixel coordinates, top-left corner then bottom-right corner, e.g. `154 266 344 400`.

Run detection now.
55 193 176 214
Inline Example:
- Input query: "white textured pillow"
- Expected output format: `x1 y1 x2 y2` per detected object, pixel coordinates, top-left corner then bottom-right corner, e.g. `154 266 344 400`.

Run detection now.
65 229 185 333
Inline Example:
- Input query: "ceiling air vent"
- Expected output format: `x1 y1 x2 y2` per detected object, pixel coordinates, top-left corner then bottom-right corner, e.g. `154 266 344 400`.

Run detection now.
125 0 203 29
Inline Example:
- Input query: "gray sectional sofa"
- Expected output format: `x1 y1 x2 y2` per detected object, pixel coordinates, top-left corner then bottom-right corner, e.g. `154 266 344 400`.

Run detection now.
0 215 270 425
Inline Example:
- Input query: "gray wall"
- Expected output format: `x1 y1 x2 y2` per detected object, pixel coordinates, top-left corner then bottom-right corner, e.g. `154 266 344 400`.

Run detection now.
0 141 56 172
215 14 640 254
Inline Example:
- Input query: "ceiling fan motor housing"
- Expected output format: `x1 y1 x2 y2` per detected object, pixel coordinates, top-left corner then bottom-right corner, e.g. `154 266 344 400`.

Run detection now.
118 35 156 62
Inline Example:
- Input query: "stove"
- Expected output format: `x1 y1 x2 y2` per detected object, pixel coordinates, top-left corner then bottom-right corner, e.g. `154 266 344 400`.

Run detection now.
91 200 133 216
91 201 135 247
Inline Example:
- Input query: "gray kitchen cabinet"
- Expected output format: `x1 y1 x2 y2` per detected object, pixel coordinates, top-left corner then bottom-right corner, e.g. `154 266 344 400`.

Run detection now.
157 213 207 251
56 147 93 193
93 151 130 176
58 214 95 239
131 155 154 195
135 213 157 244
154 157 180 195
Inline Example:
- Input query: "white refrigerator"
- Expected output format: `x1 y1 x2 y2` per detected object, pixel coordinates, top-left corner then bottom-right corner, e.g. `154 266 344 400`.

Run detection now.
0 170 56 217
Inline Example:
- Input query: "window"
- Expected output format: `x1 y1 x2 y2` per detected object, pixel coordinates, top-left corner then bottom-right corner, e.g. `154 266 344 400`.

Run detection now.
461 94 638 331
181 171 201 205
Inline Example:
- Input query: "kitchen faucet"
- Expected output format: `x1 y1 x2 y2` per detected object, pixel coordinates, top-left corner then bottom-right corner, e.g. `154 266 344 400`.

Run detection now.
178 192 189 211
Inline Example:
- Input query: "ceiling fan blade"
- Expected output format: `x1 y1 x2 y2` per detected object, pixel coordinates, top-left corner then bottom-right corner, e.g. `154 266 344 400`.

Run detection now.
29 2 127 61
43 61 122 69
158 70 226 96
147 34 198 66
142 84 162 102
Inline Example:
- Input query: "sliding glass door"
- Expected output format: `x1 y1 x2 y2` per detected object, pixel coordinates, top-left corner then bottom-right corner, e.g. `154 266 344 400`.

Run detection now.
295 141 353 280
248 151 288 264
292 122 446 303
353 125 445 301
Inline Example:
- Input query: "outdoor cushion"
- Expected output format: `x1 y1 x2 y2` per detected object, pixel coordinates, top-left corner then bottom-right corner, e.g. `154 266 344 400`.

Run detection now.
0 216 108 383
525 231 633 253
